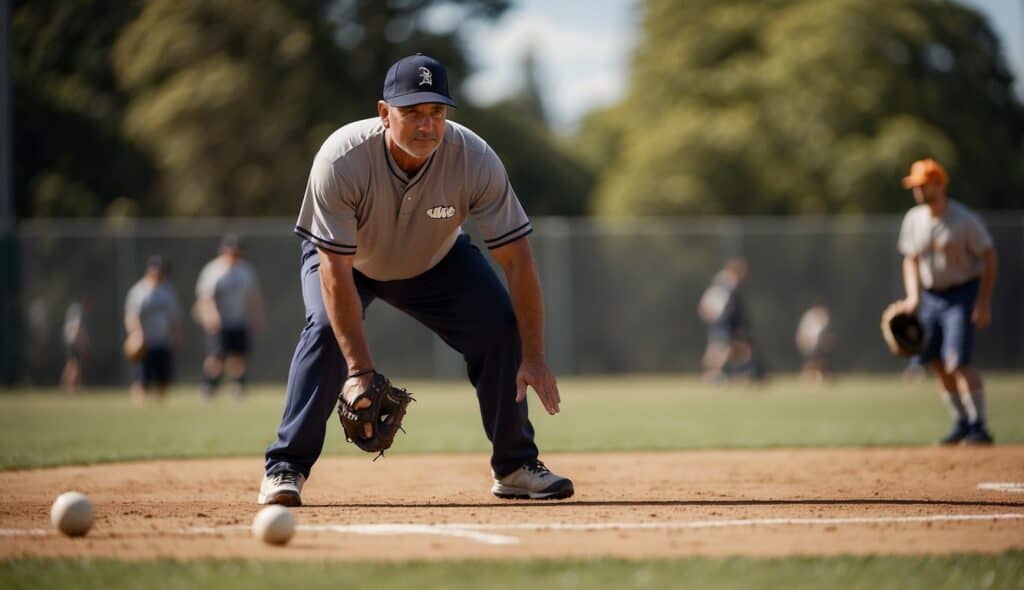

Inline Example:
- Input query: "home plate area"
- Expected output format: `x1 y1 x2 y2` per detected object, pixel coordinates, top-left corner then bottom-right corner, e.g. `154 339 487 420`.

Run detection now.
1 447 1022 560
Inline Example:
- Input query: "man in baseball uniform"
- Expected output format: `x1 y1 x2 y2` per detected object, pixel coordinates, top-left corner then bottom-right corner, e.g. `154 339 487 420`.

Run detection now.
124 256 183 405
258 54 573 505
698 258 763 383
897 158 998 445
194 235 264 400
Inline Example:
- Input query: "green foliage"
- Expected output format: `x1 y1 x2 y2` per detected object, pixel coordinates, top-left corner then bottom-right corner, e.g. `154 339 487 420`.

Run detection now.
585 0 1024 216
453 106 592 215
14 0 589 218
12 0 157 217
112 0 345 216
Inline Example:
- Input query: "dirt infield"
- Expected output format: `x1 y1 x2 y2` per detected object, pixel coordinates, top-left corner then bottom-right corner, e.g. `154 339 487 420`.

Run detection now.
1 447 1022 560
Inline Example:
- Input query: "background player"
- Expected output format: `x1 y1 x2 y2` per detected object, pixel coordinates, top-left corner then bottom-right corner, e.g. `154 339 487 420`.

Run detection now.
60 297 91 394
194 235 264 400
795 302 834 386
258 53 572 506
697 258 763 384
897 158 998 445
124 256 183 405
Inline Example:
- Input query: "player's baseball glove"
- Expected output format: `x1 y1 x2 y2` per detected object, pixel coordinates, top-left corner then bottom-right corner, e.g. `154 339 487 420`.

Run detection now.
880 302 925 357
337 372 414 456
123 330 146 362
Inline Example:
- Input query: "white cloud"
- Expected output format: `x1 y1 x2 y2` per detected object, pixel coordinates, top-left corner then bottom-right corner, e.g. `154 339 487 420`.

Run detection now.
461 6 634 130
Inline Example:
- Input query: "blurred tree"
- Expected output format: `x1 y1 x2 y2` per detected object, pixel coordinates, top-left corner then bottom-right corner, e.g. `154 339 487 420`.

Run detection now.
495 45 549 127
583 0 1024 216
15 0 589 218
112 0 346 216
471 44 594 215
452 106 591 215
111 0 587 216
12 0 157 217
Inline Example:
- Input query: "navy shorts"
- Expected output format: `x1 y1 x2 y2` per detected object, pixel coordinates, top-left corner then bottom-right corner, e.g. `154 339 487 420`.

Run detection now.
137 347 173 387
914 279 979 371
207 328 249 358
707 325 737 345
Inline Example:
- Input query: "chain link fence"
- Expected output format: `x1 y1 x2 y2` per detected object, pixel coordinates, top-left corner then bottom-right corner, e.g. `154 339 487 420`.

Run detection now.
2 214 1021 386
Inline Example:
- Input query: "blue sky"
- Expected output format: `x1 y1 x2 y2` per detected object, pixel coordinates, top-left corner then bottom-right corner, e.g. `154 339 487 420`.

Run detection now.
456 0 1024 133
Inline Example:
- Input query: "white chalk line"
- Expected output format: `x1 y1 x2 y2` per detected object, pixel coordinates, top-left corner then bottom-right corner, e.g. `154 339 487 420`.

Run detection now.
0 529 49 537
181 513 1024 546
7 513 1021 545
978 482 1024 493
187 524 518 545
446 513 1024 532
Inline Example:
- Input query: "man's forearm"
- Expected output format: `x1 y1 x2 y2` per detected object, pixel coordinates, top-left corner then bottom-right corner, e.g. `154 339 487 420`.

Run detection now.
318 250 374 373
507 266 546 360
493 240 546 360
978 248 997 303
902 256 920 304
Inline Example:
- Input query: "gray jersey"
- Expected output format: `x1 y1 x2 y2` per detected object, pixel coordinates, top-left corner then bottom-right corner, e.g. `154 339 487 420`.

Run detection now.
125 280 182 348
294 117 531 280
898 200 993 290
196 258 259 329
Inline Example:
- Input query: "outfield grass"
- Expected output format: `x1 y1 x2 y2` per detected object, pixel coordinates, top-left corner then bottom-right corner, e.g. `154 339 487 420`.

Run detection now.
2 553 1022 590
1 374 1022 470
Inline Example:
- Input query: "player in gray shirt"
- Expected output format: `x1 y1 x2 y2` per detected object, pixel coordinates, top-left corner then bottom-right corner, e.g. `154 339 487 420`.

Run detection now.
124 256 183 404
194 235 263 400
259 54 573 506
896 158 998 445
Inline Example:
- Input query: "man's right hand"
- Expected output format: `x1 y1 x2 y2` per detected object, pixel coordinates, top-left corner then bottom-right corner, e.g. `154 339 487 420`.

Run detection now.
341 371 376 438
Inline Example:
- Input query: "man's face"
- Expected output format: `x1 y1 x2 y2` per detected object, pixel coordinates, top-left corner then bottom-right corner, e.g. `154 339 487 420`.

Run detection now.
379 102 447 160
911 181 943 204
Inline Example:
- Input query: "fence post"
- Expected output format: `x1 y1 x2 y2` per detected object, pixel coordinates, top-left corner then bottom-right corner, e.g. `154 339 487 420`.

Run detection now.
116 223 137 385
539 218 575 374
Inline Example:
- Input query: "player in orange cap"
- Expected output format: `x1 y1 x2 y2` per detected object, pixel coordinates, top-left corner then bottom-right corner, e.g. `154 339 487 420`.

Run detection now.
896 158 998 445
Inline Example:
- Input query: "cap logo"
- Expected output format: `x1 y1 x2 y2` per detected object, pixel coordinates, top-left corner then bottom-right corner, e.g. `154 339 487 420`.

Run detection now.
417 66 433 87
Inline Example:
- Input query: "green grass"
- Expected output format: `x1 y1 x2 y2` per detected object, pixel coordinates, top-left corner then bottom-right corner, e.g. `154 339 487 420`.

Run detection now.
1 374 1022 470
3 376 1023 587
2 553 1022 590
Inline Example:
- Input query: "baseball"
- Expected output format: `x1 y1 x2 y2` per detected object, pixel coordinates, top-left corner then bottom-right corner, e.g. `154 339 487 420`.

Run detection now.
50 491 94 537
252 505 295 545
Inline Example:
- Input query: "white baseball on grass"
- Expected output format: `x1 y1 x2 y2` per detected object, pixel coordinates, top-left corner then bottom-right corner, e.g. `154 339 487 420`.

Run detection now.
50 491 94 537
252 505 296 545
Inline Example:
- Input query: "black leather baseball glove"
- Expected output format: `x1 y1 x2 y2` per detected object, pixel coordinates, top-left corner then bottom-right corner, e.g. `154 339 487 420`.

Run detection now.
880 302 925 357
337 372 414 456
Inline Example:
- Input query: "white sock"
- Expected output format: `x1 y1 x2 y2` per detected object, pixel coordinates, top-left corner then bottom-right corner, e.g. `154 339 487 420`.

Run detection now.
941 390 968 422
961 390 987 425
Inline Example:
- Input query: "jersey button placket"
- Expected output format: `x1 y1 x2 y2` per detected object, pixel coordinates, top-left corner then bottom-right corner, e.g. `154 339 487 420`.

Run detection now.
399 187 416 216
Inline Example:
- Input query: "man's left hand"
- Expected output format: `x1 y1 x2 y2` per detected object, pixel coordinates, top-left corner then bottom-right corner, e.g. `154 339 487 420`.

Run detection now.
972 300 992 328
515 357 560 415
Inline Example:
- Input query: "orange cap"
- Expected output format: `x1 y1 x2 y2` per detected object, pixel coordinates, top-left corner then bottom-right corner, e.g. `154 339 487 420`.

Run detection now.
902 158 948 189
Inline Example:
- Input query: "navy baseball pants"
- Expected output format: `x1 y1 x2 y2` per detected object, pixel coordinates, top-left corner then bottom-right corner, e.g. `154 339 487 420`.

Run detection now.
914 278 980 371
265 235 539 479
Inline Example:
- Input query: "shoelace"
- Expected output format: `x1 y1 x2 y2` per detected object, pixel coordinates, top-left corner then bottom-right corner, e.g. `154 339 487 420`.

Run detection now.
522 460 551 476
273 472 298 487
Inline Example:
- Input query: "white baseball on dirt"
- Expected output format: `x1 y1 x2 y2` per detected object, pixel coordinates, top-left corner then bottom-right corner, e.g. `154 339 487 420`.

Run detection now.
50 491 94 537
252 505 296 545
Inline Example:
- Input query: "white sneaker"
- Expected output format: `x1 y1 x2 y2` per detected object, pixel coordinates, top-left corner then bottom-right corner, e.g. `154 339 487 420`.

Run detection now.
491 460 574 500
257 471 305 506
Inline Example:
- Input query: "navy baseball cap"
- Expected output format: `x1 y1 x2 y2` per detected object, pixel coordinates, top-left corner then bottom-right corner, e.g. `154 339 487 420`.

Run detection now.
146 255 168 272
382 53 458 108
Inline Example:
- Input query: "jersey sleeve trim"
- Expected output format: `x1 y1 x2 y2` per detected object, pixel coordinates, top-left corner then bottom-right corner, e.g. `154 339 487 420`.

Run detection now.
294 226 357 255
486 226 533 250
483 222 531 246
